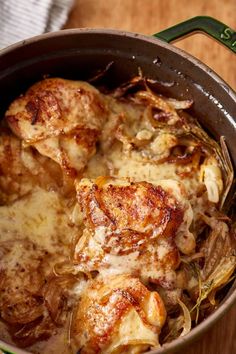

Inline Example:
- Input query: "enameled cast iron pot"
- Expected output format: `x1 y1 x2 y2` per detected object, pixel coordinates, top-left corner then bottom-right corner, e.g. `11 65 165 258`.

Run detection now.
0 16 235 354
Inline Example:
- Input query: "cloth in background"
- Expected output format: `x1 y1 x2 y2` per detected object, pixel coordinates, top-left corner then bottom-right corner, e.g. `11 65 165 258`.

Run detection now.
0 0 74 49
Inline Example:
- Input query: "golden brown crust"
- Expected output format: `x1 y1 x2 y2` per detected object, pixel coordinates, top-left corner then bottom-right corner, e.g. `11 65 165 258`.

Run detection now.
6 78 108 177
74 178 183 284
6 78 107 140
72 274 166 353
78 178 183 239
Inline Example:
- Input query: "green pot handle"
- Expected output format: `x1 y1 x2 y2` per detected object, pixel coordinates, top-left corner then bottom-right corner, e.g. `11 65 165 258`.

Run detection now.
153 16 236 53
0 349 14 354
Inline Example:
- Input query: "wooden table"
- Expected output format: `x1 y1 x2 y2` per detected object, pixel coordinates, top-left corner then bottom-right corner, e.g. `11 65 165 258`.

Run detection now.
65 1 236 353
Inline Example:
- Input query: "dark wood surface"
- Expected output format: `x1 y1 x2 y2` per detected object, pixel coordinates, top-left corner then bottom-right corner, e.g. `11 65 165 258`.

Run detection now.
65 1 236 353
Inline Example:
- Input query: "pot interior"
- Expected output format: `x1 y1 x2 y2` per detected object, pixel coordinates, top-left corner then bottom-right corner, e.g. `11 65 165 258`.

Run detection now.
0 29 235 354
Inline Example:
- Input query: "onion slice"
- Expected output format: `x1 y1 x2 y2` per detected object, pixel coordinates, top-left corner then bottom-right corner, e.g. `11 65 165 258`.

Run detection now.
178 299 191 337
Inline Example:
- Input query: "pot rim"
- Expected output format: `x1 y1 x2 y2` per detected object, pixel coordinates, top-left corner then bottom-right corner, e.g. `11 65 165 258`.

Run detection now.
0 28 235 354
0 27 235 96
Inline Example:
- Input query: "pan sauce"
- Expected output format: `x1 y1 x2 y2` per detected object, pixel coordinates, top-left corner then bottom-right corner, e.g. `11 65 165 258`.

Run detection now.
0 77 235 354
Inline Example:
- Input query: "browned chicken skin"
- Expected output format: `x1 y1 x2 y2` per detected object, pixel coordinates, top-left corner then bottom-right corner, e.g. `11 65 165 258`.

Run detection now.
72 274 166 354
74 177 193 287
5 78 108 177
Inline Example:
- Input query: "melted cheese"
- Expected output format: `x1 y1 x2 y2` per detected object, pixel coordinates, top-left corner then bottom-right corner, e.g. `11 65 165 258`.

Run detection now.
0 187 73 253
0 78 226 354
0 187 79 352
74 178 194 288
107 146 201 196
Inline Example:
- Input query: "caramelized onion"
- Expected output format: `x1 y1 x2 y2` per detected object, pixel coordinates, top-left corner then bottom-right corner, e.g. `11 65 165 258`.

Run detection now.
11 316 55 348
178 299 191 337
165 98 193 110
43 275 77 324
1 296 44 325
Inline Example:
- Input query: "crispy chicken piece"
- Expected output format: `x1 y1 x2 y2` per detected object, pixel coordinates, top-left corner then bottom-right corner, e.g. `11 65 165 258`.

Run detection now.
6 78 108 177
72 274 166 354
74 177 194 286
0 127 62 204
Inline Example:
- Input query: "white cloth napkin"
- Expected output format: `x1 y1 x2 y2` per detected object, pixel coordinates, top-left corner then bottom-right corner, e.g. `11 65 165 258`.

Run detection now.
0 0 74 49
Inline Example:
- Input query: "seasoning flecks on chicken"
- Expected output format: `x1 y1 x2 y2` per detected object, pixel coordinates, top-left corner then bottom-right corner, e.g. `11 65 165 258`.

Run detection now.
72 274 166 354
74 177 194 286
6 78 108 177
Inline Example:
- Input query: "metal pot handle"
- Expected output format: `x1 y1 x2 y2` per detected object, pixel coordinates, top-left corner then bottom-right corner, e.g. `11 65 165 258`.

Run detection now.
153 16 236 53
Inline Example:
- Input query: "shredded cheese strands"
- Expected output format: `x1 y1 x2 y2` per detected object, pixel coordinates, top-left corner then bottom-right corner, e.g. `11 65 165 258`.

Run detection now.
178 299 192 337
